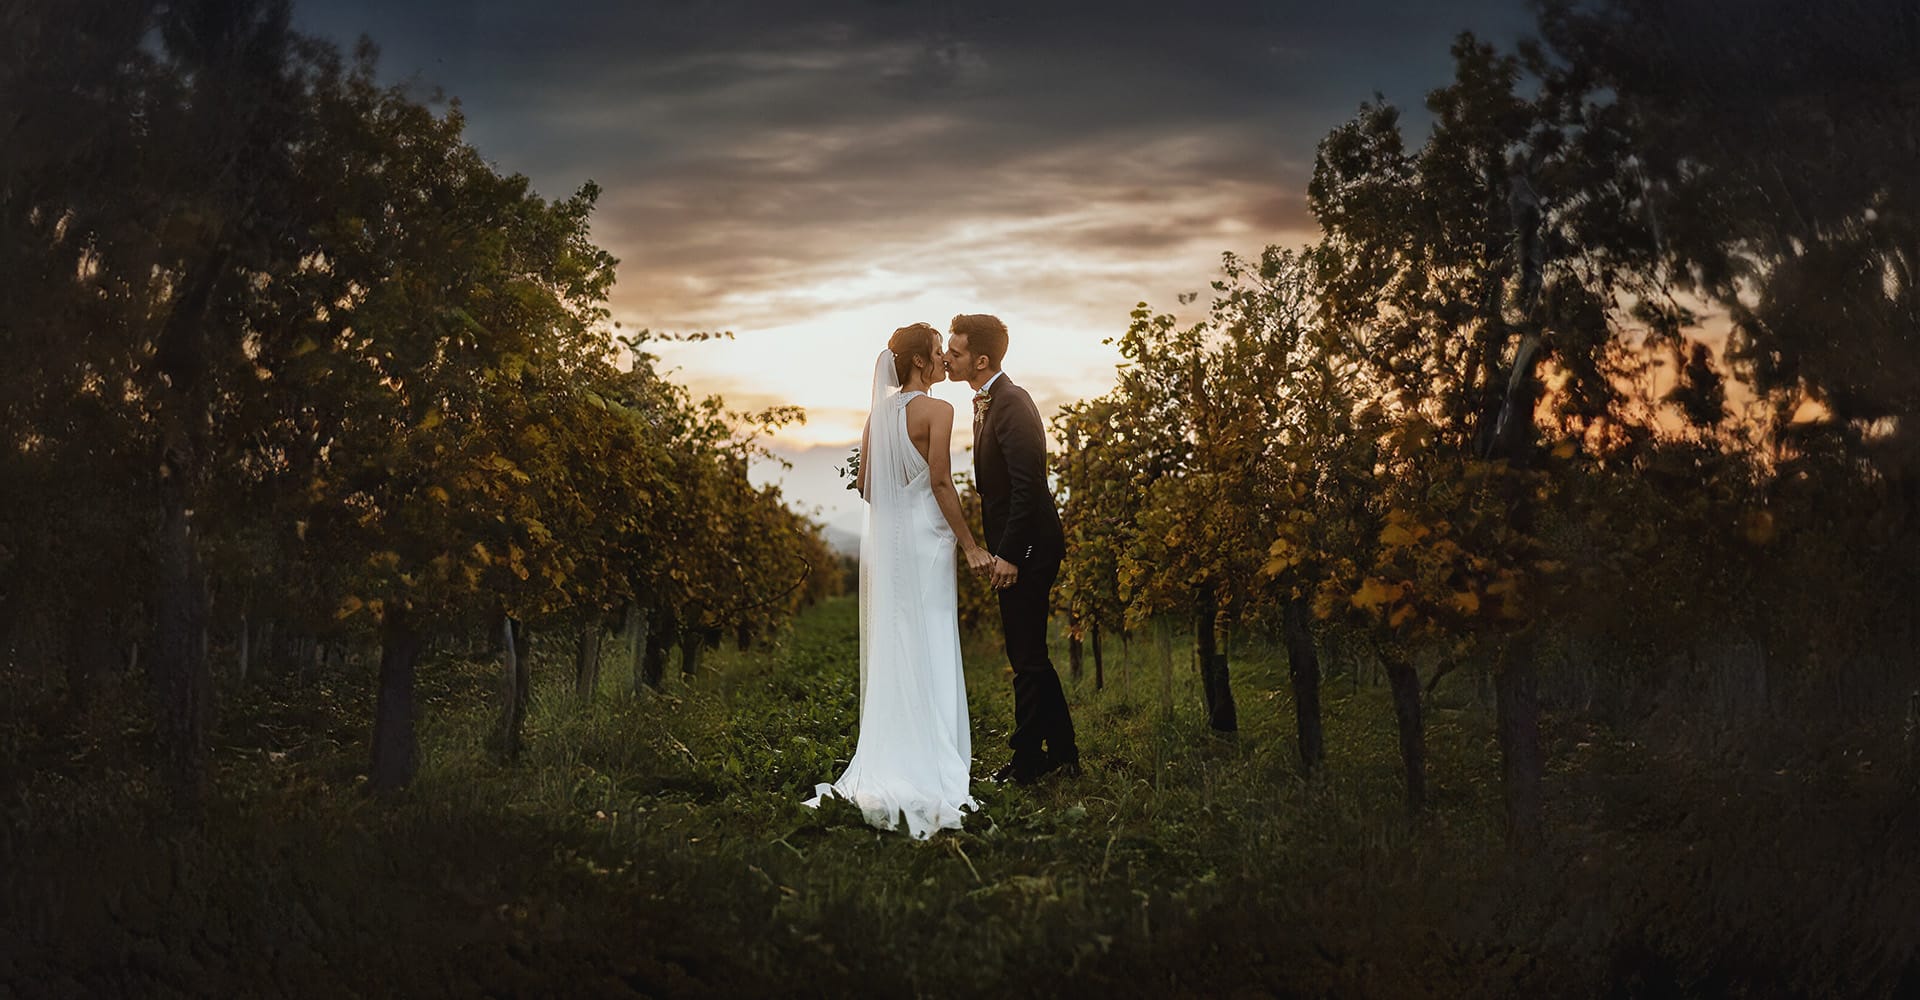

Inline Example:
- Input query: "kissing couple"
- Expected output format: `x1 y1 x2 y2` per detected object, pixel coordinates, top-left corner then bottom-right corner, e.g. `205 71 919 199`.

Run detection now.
804 314 1080 839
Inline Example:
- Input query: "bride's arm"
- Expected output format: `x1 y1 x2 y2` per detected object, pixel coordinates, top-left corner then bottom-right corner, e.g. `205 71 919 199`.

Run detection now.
926 403 989 564
855 417 870 501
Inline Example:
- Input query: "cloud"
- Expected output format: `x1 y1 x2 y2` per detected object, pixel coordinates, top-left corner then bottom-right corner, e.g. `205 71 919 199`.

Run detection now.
294 0 1535 519
300 0 1527 326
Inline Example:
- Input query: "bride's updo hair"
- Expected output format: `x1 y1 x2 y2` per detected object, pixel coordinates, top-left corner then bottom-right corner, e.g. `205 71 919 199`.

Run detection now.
888 322 941 385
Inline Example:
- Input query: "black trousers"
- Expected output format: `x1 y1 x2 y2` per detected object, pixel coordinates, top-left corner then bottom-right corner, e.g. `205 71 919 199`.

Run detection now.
998 552 1076 762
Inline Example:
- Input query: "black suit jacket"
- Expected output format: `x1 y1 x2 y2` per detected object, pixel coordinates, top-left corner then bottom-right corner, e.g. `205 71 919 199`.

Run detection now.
973 375 1065 567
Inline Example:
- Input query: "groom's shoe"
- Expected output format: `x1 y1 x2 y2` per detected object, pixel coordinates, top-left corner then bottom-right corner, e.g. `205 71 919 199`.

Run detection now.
991 754 1050 786
1036 749 1082 781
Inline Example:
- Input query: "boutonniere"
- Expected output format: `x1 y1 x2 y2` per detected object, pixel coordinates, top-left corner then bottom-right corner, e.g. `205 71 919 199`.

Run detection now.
972 386 992 422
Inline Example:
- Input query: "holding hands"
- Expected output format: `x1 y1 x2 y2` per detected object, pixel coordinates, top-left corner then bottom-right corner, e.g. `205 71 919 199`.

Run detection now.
965 545 1017 589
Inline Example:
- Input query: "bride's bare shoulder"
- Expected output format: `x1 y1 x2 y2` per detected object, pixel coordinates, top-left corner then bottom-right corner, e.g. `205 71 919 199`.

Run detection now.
906 394 953 417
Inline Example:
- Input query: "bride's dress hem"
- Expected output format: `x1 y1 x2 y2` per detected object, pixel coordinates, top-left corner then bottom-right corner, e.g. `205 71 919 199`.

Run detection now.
803 783 978 841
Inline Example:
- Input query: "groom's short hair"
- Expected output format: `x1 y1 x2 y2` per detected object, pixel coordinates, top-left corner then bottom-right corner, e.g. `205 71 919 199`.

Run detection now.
950 314 1008 369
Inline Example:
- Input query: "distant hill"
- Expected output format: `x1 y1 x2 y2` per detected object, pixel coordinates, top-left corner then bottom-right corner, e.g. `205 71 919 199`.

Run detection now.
824 520 861 557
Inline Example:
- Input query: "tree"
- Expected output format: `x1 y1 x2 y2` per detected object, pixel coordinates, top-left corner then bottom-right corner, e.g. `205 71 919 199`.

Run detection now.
1306 36 1643 839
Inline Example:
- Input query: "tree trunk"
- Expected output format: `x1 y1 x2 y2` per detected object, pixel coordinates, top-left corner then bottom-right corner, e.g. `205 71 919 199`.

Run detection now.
1156 617 1175 722
1283 597 1324 775
369 604 423 791
1091 619 1105 692
625 603 650 696
492 610 531 761
680 623 704 678
258 619 274 676
642 604 674 689
1496 638 1544 848
1194 585 1237 732
237 611 250 684
1904 688 1920 796
736 621 753 652
1384 657 1426 813
574 623 603 703
152 478 211 811
64 612 95 713
1068 614 1085 682
89 614 120 692
150 249 222 812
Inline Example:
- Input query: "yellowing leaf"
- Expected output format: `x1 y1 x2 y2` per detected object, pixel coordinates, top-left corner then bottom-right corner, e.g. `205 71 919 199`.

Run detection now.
335 595 364 620
1350 577 1400 612
1263 537 1303 576
1379 522 1425 547
1550 439 1578 460
1449 590 1481 615
417 408 443 431
1388 604 1416 629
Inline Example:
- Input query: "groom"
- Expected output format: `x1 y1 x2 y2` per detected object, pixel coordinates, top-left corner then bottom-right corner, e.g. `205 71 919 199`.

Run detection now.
944 314 1080 785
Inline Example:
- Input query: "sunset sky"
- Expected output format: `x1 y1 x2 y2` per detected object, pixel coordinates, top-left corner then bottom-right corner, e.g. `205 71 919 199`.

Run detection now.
294 0 1533 542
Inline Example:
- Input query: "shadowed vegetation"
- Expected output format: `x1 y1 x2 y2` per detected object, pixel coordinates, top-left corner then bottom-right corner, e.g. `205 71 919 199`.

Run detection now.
7 598 1917 996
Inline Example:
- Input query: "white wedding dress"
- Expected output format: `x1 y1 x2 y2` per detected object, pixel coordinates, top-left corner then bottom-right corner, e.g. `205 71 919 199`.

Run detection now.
804 350 976 839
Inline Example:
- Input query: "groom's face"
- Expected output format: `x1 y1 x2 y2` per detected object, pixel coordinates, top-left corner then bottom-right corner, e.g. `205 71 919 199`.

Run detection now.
944 334 983 387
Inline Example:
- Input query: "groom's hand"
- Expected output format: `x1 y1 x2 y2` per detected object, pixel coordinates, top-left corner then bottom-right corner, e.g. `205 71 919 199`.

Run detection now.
990 556 1019 589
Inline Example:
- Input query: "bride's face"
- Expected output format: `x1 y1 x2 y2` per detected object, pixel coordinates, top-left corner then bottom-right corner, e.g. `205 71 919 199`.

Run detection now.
920 335 946 384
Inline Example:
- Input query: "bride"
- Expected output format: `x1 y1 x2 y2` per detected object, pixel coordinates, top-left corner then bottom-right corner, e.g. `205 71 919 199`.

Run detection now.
805 322 993 839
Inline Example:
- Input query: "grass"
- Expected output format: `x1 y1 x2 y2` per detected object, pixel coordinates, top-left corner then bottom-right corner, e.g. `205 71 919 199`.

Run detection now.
4 596 1918 997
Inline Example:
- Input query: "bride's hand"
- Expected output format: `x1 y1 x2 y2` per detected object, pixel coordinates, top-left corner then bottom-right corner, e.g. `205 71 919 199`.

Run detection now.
963 545 994 575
